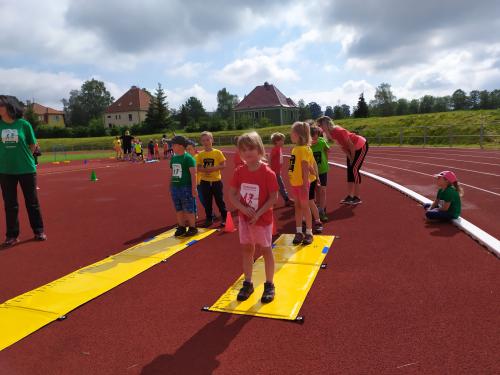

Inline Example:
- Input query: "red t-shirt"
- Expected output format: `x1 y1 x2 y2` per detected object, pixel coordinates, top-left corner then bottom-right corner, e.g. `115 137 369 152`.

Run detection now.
330 126 366 153
233 152 244 168
230 163 279 226
269 145 283 173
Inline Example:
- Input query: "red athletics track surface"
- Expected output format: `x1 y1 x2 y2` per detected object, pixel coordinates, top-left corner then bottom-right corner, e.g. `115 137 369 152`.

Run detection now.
327 146 500 238
0 156 499 374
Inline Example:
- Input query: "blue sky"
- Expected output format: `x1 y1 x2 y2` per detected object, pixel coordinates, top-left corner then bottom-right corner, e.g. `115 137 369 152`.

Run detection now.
1 0 499 111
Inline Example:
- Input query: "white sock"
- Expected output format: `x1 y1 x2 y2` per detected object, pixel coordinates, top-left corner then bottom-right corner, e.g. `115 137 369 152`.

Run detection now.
306 229 313 235
296 227 302 234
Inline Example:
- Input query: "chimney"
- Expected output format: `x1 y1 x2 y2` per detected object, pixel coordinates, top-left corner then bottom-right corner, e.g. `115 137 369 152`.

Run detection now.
264 82 270 90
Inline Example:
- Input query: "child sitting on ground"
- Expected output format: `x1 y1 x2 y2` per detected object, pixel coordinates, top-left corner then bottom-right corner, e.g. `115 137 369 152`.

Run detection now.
424 170 463 221
228 131 279 303
170 136 198 237
269 132 293 207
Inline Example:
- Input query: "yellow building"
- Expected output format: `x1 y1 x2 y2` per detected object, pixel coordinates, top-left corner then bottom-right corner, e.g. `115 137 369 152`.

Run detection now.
32 103 65 127
104 86 152 128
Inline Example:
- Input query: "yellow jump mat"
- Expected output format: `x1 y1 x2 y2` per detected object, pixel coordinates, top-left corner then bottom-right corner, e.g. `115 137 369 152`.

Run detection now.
205 234 335 322
0 228 215 351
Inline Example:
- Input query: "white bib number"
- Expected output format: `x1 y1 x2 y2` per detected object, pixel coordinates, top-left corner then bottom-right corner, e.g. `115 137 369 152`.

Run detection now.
240 183 259 211
1 129 19 144
172 163 182 178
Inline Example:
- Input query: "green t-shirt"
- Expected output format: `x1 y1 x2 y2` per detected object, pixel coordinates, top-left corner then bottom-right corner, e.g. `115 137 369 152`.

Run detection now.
170 152 196 187
437 186 461 219
0 118 37 174
311 137 330 174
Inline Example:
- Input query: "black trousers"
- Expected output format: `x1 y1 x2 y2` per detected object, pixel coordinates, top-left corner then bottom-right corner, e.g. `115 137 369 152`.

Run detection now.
0 173 44 238
199 180 227 220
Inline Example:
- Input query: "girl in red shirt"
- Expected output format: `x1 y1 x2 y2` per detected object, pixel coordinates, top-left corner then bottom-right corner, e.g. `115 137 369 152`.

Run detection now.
229 132 279 303
318 116 368 205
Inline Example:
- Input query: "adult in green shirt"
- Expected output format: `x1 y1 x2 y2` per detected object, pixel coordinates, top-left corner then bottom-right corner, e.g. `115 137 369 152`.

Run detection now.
0 95 46 247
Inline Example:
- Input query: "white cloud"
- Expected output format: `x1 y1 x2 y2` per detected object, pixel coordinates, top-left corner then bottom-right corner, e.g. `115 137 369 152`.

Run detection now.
165 84 216 111
166 62 210 79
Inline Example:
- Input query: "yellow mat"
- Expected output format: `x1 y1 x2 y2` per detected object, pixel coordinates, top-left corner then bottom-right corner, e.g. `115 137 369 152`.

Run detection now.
205 234 335 322
0 228 215 351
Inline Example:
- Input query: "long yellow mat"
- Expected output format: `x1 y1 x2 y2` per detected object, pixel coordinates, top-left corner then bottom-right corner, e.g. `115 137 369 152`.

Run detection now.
205 234 335 322
0 228 215 351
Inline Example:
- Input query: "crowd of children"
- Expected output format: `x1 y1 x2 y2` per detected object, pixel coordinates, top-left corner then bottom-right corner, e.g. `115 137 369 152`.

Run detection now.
128 117 463 304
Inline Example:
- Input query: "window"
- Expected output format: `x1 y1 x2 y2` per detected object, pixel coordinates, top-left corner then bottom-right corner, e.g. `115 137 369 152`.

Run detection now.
261 112 265 118
107 115 111 118
108 124 112 128
254 111 259 119
118 102 122 107
128 114 133 121
54 116 59 121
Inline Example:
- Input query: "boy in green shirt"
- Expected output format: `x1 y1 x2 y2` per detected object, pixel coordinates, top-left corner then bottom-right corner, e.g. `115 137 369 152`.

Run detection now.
170 136 198 237
310 125 330 221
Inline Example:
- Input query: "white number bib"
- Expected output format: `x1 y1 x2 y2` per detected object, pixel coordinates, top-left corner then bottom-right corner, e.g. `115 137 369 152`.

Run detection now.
172 163 182 178
240 183 259 211
1 129 19 144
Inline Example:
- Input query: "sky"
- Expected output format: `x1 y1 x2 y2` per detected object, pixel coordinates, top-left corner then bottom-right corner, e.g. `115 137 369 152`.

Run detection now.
1 0 499 111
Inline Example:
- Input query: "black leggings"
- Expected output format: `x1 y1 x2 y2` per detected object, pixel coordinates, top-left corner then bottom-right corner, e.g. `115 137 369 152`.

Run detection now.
0 173 44 238
199 180 227 220
347 142 369 183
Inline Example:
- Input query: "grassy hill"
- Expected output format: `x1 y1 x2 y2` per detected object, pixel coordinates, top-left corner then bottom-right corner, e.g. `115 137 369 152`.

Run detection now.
37 109 500 151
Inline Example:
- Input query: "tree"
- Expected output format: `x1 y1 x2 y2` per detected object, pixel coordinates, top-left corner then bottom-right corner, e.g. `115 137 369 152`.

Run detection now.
479 90 491 109
24 102 40 129
490 89 500 109
371 83 396 116
145 83 170 131
341 104 351 118
298 99 312 120
308 102 322 119
408 99 420 114
216 88 239 119
179 104 189 129
433 96 451 112
324 106 334 118
420 95 435 113
353 93 369 118
395 98 409 115
469 90 481 110
333 105 344 119
184 97 206 123
62 79 114 126
451 89 468 110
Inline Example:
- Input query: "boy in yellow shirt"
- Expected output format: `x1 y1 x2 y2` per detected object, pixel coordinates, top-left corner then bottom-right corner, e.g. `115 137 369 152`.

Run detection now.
197 131 228 227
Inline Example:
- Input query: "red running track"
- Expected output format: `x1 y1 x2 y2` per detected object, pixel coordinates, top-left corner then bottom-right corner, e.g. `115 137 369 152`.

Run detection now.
327 146 500 238
0 157 499 374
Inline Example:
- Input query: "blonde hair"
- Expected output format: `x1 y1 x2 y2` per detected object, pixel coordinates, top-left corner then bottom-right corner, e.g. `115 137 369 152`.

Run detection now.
270 132 285 144
237 131 266 160
200 131 213 141
317 115 334 127
452 181 464 197
291 121 311 146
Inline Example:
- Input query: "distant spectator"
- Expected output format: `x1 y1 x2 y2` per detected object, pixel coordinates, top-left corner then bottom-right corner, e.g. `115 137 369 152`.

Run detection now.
120 130 134 161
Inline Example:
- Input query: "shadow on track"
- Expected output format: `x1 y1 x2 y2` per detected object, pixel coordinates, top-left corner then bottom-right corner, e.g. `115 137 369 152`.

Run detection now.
141 314 250 375
123 226 177 245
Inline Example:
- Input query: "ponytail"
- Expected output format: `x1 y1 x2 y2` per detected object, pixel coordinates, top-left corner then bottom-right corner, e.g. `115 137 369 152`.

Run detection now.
453 181 464 197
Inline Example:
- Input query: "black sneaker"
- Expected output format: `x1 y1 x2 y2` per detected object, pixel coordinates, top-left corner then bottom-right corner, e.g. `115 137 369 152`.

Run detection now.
2 237 19 247
302 233 313 245
261 282 275 303
313 221 323 234
174 226 187 237
34 233 47 241
340 195 354 204
350 196 362 205
185 227 198 237
292 232 304 245
203 218 213 228
237 281 254 301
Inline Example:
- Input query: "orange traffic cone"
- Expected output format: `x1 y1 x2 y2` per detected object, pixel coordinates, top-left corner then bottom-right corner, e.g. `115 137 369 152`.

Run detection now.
272 215 278 236
224 211 237 233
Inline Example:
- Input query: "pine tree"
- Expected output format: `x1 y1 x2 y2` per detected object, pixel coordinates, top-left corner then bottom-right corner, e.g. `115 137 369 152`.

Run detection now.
145 83 170 131
354 93 369 118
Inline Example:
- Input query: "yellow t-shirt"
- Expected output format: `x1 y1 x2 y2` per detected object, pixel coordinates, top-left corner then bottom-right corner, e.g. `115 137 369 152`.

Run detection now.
288 146 316 186
134 143 142 153
113 139 121 148
197 149 226 182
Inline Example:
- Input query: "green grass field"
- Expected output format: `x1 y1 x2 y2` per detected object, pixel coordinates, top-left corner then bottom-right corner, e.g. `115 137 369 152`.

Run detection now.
37 109 500 151
39 151 115 164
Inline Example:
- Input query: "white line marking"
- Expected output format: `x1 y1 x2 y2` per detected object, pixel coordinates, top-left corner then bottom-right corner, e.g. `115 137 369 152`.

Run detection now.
366 156 500 177
353 152 500 166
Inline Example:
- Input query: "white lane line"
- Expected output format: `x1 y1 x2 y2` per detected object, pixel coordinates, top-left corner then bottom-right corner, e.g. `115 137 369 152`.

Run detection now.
363 149 500 160
353 152 500 166
331 158 500 197
366 156 500 177
38 163 131 176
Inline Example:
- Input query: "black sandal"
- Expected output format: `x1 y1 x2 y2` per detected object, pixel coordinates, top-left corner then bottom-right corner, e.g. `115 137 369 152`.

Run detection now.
261 282 275 303
237 281 254 301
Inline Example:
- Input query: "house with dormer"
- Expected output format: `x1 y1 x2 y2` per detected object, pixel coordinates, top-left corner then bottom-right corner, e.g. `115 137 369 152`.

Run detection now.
104 86 152 128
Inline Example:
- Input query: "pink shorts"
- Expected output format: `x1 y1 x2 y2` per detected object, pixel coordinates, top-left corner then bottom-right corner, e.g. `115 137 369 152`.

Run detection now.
238 217 272 248
290 186 308 201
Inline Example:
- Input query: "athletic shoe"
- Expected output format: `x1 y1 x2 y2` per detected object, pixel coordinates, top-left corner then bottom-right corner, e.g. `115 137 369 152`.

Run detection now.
202 218 214 228
313 221 323 234
261 282 275 303
292 232 304 245
340 195 354 204
2 237 19 247
319 211 329 222
237 281 254 301
185 227 198 237
174 226 187 237
350 196 363 205
34 233 47 241
220 220 226 228
302 233 313 245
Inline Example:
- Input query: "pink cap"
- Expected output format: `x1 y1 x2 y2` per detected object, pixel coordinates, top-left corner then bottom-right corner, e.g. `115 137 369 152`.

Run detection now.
434 170 457 183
